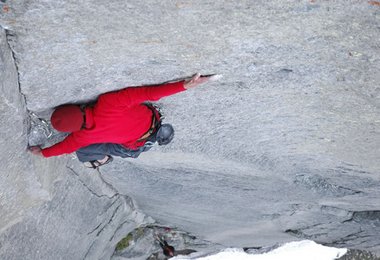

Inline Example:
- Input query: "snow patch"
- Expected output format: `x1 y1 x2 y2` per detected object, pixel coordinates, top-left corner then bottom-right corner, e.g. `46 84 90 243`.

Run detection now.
173 240 347 260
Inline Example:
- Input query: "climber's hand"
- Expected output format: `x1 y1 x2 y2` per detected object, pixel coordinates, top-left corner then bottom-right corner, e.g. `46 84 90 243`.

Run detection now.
184 73 219 89
29 146 42 156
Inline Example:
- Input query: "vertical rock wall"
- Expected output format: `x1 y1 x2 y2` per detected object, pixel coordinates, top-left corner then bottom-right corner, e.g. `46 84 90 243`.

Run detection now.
0 26 149 260
0 0 379 258
0 27 49 234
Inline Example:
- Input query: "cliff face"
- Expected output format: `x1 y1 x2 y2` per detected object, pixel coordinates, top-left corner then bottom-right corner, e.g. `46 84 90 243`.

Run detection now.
0 28 148 260
0 0 379 259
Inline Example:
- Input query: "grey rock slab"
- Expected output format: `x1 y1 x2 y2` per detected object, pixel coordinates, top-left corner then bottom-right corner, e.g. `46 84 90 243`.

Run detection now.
102 151 380 252
0 168 148 260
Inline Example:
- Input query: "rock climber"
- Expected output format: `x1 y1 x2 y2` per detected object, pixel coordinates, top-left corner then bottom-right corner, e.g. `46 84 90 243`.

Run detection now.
29 73 216 168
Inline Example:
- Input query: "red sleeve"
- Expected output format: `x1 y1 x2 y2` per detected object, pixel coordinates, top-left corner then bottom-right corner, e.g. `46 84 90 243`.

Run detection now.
97 81 186 108
41 134 84 157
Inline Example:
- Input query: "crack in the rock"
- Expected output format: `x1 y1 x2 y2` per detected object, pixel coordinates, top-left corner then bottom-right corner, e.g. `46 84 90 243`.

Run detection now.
285 228 307 238
320 205 354 223
3 27 28 109
66 165 142 259
333 236 372 247
96 202 123 236
83 200 124 260
287 226 369 248
66 166 118 199
103 196 121 214
341 210 380 224
320 205 380 224
342 217 354 223
96 168 121 194
337 186 363 195
285 222 326 234
108 199 142 242
83 240 96 260
2 26 33 141
352 210 380 222
327 230 366 246
87 198 122 236
87 223 102 236
109 219 131 242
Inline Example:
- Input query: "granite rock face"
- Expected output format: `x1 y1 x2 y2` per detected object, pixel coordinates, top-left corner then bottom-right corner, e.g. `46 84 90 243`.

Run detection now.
0 27 149 260
0 0 379 259
0 25 47 236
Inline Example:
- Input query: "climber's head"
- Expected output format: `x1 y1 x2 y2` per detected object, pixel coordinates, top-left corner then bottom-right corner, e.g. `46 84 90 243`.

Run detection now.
51 105 84 132
156 124 174 146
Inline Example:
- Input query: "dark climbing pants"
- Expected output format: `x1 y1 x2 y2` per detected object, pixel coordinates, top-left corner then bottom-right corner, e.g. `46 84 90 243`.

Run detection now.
76 143 146 162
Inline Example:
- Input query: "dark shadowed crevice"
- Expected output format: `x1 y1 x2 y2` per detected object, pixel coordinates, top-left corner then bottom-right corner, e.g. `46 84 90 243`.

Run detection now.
352 211 380 222
2 26 33 143
3 27 27 107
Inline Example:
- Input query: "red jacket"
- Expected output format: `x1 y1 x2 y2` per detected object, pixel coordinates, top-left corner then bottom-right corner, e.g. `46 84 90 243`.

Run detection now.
41 81 186 157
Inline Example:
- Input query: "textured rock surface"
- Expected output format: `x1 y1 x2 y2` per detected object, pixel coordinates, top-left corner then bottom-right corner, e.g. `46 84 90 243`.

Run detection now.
0 26 49 235
0 0 379 258
0 26 149 260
